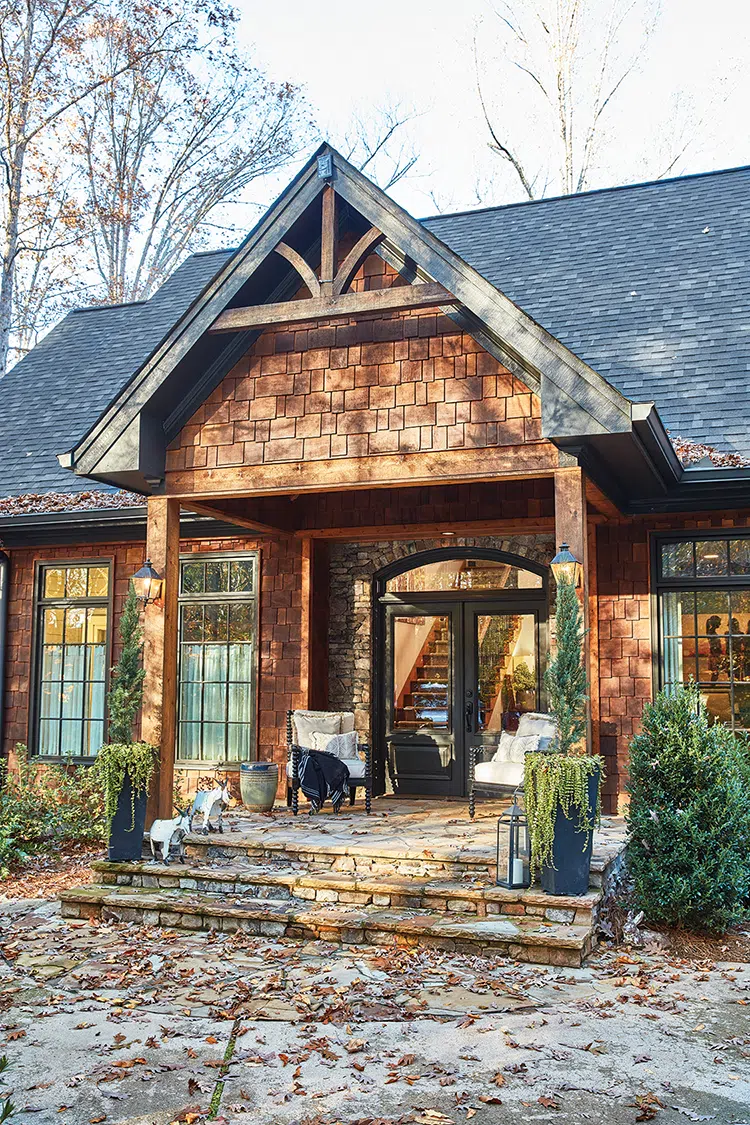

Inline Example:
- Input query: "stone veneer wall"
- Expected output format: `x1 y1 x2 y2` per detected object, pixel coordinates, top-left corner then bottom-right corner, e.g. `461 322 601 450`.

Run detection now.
327 535 556 741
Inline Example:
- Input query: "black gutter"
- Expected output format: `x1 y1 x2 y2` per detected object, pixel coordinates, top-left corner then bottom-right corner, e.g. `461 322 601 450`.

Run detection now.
0 507 263 548
0 552 8 760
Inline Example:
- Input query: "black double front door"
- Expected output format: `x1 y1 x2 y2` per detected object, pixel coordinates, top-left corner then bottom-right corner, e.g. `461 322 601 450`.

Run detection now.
381 597 543 797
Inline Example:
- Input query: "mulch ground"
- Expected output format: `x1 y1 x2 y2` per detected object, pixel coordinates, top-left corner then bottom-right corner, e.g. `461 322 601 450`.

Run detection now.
657 923 750 963
0 843 103 901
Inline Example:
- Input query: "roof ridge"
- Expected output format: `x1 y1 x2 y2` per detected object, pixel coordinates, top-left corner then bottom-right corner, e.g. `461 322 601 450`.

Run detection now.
69 299 148 315
420 162 750 223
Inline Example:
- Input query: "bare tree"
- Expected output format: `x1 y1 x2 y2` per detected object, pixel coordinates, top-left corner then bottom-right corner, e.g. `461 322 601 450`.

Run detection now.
71 13 311 305
339 101 420 191
475 0 672 200
0 0 181 373
11 159 87 357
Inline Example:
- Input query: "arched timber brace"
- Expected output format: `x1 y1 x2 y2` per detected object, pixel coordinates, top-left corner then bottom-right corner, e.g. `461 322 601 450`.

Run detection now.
274 242 321 297
332 225 385 296
210 184 457 332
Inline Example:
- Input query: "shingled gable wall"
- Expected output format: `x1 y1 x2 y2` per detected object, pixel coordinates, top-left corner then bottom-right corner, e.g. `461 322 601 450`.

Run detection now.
165 252 547 474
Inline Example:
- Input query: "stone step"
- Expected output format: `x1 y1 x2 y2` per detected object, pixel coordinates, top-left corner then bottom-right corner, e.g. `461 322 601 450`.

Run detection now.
59 884 593 967
91 859 598 925
182 828 617 889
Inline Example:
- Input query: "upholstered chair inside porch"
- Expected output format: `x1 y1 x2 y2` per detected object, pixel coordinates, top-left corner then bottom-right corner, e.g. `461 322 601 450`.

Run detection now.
468 712 556 818
286 709 372 815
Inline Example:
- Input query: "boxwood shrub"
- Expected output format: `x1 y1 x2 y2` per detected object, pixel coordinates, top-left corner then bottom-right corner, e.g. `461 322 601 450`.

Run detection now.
627 684 750 933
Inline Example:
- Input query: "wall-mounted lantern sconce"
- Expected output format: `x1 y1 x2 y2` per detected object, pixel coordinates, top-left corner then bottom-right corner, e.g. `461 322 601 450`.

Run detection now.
132 560 164 605
550 542 582 588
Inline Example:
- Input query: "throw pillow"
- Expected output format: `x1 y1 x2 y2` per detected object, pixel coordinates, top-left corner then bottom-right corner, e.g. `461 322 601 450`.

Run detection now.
312 730 359 760
503 733 540 764
517 712 556 739
491 730 518 763
294 710 341 748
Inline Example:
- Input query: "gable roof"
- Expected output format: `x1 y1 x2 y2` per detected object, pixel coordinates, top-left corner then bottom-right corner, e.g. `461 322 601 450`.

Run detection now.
0 249 232 497
424 164 750 458
64 144 645 496
0 151 749 513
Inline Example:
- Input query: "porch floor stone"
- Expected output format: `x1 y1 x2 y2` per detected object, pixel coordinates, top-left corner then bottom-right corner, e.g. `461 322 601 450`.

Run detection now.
188 796 626 882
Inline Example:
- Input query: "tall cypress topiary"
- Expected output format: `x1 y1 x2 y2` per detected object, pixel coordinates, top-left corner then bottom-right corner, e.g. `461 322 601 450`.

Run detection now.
627 684 750 933
96 582 157 837
107 581 145 743
524 574 601 884
544 575 587 754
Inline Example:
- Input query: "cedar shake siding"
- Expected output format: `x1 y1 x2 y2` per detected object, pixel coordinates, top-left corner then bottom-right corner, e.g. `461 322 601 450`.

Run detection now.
166 254 548 477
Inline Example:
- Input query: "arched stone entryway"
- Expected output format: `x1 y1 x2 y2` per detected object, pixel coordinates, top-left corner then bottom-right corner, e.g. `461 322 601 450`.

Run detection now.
327 534 554 797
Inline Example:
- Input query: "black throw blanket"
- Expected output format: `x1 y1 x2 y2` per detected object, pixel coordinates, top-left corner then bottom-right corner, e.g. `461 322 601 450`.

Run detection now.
298 748 350 812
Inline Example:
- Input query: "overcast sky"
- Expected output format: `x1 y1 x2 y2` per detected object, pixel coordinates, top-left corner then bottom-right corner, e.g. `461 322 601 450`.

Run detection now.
235 0 750 218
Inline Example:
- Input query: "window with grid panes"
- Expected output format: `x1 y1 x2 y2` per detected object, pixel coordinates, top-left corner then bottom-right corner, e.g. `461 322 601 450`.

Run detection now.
177 554 258 763
35 562 110 756
657 535 750 730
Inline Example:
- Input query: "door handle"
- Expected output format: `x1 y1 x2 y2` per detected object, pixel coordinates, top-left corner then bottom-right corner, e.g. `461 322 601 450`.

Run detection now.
465 700 474 733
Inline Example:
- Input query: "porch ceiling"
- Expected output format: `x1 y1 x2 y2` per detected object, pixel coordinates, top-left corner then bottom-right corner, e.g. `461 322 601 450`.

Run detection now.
179 478 559 539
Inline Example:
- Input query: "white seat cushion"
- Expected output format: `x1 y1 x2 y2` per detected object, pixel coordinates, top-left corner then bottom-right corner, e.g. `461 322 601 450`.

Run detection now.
516 712 556 739
287 756 367 781
474 759 524 788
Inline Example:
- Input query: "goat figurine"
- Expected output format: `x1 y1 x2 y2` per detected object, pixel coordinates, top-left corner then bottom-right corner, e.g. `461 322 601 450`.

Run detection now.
149 809 191 864
190 779 231 835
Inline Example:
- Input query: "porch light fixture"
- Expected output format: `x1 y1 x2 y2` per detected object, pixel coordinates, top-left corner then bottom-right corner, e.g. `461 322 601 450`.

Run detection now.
132 560 163 605
496 800 531 889
550 542 582 588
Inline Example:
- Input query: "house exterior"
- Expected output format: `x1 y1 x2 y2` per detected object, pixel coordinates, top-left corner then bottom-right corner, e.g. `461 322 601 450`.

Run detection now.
2 145 750 819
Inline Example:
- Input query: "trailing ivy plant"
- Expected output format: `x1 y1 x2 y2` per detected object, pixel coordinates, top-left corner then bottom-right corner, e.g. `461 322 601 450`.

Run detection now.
523 573 603 877
94 582 157 832
95 741 159 832
524 752 602 878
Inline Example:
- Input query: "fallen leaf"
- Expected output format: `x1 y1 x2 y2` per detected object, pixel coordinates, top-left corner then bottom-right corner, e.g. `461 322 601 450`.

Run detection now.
492 1073 506 1087
539 1095 560 1109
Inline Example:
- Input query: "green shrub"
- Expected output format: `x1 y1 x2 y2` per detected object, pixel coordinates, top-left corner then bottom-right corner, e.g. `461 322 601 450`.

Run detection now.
627 684 750 933
0 745 105 876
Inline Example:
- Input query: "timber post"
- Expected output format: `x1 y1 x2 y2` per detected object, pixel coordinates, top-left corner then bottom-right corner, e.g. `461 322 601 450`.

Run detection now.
142 496 181 821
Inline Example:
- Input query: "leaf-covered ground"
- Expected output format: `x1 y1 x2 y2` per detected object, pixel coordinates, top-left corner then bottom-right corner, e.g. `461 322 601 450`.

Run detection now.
1 865 749 1125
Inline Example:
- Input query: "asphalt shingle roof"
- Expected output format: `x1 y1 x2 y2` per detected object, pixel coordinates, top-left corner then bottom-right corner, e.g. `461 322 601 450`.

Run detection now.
0 249 233 497
423 165 750 457
1 163 749 501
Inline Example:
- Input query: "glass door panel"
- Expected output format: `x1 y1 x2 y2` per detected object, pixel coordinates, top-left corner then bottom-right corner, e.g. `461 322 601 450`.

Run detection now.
466 606 539 771
385 606 459 796
392 614 451 730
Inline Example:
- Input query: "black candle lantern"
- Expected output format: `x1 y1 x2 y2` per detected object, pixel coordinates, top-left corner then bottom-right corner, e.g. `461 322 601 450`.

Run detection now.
497 800 531 888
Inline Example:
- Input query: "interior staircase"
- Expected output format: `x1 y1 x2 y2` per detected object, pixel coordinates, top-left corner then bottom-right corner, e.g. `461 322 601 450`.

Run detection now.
58 824 624 968
394 618 450 728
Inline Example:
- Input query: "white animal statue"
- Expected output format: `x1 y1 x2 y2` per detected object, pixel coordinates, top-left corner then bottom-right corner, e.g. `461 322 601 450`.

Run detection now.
149 809 191 864
190 779 231 835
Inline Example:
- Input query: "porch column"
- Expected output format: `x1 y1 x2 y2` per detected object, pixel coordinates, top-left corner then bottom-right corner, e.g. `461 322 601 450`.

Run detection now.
553 467 592 749
299 536 329 710
142 496 181 820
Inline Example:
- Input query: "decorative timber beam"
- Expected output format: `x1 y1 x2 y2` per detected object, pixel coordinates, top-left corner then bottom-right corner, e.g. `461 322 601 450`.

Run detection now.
182 500 292 537
211 185 452 333
209 282 459 332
